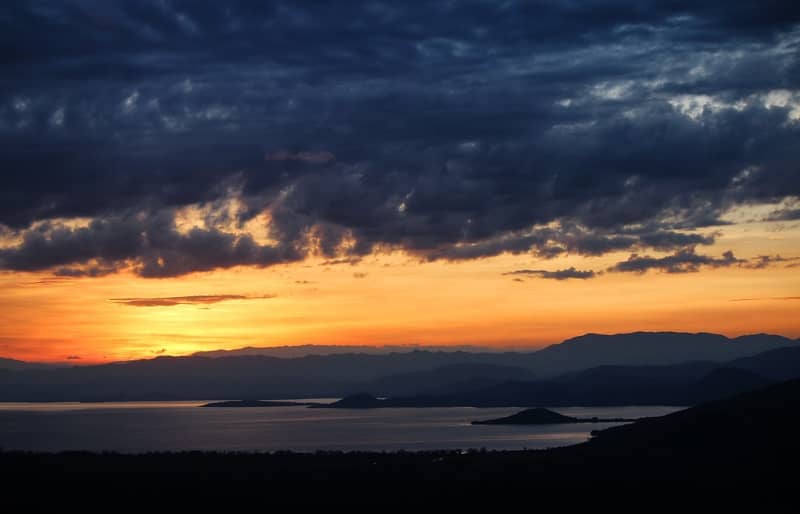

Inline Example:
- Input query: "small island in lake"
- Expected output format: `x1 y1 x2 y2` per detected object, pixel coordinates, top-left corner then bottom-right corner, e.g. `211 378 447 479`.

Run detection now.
471 408 637 425
202 400 315 408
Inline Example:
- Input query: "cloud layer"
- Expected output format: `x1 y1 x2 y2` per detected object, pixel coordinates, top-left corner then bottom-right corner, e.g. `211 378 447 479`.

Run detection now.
504 268 597 280
110 294 274 307
0 1 798 277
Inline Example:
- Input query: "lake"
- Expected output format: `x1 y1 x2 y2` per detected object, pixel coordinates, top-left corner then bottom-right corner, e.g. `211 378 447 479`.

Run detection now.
0 402 682 453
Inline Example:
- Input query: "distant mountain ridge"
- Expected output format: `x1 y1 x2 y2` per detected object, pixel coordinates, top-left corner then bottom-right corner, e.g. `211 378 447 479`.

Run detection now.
0 358 57 371
0 331 796 401
323 346 800 408
191 344 504 359
530 332 795 376
188 333 797 371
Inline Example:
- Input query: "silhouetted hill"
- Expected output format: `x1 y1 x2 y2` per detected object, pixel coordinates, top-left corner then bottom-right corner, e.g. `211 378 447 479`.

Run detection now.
725 346 800 381
686 367 771 404
192 344 500 358
361 363 535 397
0 358 57 371
472 408 579 425
0 332 796 401
527 331 795 377
471 407 637 425
325 347 800 408
0 352 527 401
586 378 800 459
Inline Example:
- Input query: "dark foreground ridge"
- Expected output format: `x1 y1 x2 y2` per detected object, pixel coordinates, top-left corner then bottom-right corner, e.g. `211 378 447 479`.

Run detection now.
2 378 799 483
202 400 317 408
471 407 637 425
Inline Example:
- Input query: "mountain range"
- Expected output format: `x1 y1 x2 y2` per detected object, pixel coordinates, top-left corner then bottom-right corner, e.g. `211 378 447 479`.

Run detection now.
0 331 797 402
325 347 798 408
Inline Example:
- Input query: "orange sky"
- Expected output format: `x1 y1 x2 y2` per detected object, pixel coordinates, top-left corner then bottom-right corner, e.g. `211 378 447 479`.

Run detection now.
0 216 797 363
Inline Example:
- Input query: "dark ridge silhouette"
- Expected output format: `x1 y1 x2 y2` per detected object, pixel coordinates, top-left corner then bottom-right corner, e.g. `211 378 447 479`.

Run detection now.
192 344 499 358
2 379 799 483
0 358 56 371
471 408 637 425
317 346 800 408
685 367 770 404
202 400 317 408
471 408 576 425
725 346 800 381
0 332 796 402
585 378 800 459
529 331 795 376
362 363 535 397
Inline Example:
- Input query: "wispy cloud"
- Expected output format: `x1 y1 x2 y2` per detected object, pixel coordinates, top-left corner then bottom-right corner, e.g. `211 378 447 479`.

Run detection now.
609 248 800 274
731 296 800 302
503 267 597 280
609 248 741 274
320 258 361 266
110 294 275 307
740 255 800 269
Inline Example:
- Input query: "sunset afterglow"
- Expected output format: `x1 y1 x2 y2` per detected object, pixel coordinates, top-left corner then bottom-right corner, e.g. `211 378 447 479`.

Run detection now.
0 1 798 363
1 212 797 363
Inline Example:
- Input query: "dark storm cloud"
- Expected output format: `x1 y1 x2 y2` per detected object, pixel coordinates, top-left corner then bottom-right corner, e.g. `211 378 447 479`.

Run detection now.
109 294 274 307
504 267 597 280
0 212 302 277
0 1 798 276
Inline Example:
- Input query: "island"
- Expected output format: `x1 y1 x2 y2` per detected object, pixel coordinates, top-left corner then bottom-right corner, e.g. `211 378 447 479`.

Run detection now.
471 407 637 425
202 400 317 408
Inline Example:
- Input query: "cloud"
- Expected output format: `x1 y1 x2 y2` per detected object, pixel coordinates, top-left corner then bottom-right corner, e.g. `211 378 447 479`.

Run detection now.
110 294 275 307
609 248 742 274
353 272 368 279
320 258 362 266
765 208 800 221
0 213 301 277
66 355 81 360
266 150 335 164
504 267 597 280
53 265 120 277
609 248 800 274
0 2 798 276
741 255 800 269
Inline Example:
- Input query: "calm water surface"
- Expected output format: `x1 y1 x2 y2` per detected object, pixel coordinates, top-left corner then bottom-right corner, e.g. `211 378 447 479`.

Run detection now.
0 401 682 453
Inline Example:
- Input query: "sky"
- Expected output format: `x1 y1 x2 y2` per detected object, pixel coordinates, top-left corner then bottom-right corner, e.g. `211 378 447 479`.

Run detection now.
0 1 798 363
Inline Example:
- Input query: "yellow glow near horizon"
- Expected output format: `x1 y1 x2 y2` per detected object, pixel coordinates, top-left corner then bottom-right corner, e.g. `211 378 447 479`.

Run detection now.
0 218 798 363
